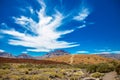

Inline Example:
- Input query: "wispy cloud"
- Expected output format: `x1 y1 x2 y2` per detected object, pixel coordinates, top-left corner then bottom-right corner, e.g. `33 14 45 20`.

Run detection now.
111 51 120 54
20 6 34 14
22 51 28 54
93 50 120 54
95 52 110 54
94 49 111 52
1 0 85 52
76 50 89 54
77 24 86 29
74 7 90 21
0 23 8 29
0 49 5 52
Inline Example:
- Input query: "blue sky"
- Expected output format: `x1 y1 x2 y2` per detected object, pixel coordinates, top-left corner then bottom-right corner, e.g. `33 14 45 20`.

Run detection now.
0 0 120 56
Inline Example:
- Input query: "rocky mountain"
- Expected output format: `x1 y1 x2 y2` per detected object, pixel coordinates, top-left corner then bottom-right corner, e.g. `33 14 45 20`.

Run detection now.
0 52 33 59
43 50 70 58
0 51 15 58
0 50 70 59
98 54 120 60
16 53 33 59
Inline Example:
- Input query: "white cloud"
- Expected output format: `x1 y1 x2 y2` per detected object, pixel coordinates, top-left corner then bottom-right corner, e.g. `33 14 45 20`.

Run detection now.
94 49 111 52
111 51 120 54
22 51 28 54
1 0 82 52
99 52 111 54
0 23 8 29
0 49 5 52
76 50 89 54
91 52 110 54
19 6 34 14
28 7 34 14
93 50 120 54
77 24 86 29
74 7 90 21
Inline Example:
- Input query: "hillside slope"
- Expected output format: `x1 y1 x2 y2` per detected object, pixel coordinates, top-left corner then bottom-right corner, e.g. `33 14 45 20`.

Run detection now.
45 54 119 64
0 57 67 64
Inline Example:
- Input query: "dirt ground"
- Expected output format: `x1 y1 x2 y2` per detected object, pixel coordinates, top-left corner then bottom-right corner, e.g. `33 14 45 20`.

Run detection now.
103 71 117 80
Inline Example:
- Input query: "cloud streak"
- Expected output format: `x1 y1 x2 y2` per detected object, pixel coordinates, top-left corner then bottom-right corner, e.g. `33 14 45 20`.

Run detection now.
76 50 89 54
74 7 90 21
0 49 5 52
1 0 91 52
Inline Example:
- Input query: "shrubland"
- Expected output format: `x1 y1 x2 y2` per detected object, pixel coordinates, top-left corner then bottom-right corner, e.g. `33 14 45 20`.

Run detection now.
0 61 120 80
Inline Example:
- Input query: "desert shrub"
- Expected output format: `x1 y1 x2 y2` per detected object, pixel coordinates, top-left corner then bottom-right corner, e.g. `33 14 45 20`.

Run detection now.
86 63 115 73
25 71 29 74
115 64 120 75
69 76 80 80
0 69 10 75
18 77 27 80
91 72 104 78
110 60 119 66
35 64 47 68
2 76 10 80
18 63 34 68
9 75 21 80
34 76 49 80
73 63 88 69
35 64 71 69
28 68 32 71
96 63 114 73
87 64 97 73
73 71 84 76
18 64 28 68
0 63 11 69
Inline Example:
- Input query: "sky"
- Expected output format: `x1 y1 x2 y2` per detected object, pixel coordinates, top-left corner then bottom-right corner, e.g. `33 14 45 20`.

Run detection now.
0 0 120 56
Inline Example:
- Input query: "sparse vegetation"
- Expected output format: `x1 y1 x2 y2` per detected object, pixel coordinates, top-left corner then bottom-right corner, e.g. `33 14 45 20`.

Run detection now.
0 63 83 80
0 63 12 69
0 62 119 80
115 63 120 75
91 72 104 78
86 63 115 73
0 55 119 80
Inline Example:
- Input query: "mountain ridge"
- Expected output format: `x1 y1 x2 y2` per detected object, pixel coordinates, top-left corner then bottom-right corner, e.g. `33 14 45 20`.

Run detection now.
98 54 120 60
0 50 120 60
16 53 33 59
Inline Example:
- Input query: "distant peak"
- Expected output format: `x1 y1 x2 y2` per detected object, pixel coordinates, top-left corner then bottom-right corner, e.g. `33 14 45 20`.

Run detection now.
17 53 32 59
45 49 70 58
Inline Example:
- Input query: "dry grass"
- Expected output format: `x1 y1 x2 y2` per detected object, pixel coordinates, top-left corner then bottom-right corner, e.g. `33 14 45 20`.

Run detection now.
45 54 119 64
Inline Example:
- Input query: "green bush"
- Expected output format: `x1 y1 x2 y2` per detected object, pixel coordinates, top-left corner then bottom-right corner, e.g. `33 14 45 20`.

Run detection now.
86 63 115 73
91 72 104 78
73 63 88 69
115 64 120 75
0 63 11 69
96 63 114 73
87 64 97 73
18 63 33 68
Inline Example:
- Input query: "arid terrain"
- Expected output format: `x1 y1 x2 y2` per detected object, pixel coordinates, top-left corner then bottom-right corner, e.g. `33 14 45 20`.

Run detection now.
45 54 119 64
0 54 120 80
